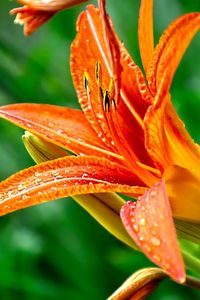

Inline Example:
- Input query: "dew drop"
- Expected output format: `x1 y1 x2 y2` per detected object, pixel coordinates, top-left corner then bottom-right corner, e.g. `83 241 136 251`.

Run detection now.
57 129 64 134
150 190 158 197
131 217 135 223
98 132 103 138
82 173 88 178
163 263 170 270
139 235 144 241
55 175 63 180
35 171 41 177
133 224 139 232
143 244 151 252
35 178 42 184
151 237 161 246
139 218 146 226
18 184 25 191
50 187 56 191
51 171 60 177
111 140 115 146
153 254 161 262
154 222 158 228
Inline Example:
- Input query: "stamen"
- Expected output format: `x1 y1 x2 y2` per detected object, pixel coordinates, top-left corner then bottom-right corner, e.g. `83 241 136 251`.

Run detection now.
104 90 111 112
83 68 117 152
99 86 104 100
103 88 157 186
95 61 102 85
84 71 89 91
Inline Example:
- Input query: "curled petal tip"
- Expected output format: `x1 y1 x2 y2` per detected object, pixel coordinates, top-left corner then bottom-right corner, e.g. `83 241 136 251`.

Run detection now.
11 0 89 35
108 267 166 300
10 6 54 35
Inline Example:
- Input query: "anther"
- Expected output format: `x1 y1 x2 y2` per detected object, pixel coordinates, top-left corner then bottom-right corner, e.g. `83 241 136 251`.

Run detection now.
99 86 104 100
104 90 110 112
83 72 89 91
95 61 102 85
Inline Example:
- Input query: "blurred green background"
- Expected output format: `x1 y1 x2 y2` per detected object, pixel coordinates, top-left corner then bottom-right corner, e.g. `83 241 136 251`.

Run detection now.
0 0 199 299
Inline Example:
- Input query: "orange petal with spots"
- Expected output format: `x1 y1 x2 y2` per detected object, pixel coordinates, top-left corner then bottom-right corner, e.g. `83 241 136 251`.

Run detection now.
0 103 124 164
0 156 145 216
138 0 154 72
120 180 186 283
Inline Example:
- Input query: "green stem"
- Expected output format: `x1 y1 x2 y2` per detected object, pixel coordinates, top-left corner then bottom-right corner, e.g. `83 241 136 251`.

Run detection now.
182 249 200 276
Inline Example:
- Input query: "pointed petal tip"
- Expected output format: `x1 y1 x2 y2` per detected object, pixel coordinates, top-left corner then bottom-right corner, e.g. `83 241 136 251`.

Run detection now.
120 180 186 283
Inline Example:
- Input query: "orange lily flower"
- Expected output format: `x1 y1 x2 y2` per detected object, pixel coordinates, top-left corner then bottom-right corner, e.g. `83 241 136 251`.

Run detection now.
1 0 200 284
10 0 88 35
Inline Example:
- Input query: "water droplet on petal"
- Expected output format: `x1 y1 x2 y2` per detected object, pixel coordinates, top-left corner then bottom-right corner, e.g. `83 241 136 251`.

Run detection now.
18 184 25 191
35 171 41 177
151 237 161 246
55 175 63 180
133 224 139 232
139 218 146 226
153 254 161 262
52 171 60 176
143 244 151 252
35 178 42 184
82 173 88 178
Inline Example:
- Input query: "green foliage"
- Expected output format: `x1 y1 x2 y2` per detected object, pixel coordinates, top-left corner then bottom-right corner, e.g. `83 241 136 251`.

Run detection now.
0 0 199 299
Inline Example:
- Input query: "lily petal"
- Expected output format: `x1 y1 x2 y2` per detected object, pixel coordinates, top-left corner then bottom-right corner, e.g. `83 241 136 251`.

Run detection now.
0 103 125 164
147 12 200 95
138 0 154 72
0 156 146 216
16 0 88 11
71 4 157 181
165 165 200 222
144 77 200 172
120 180 185 283
22 131 138 249
144 12 200 171
10 6 54 36
10 0 88 35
